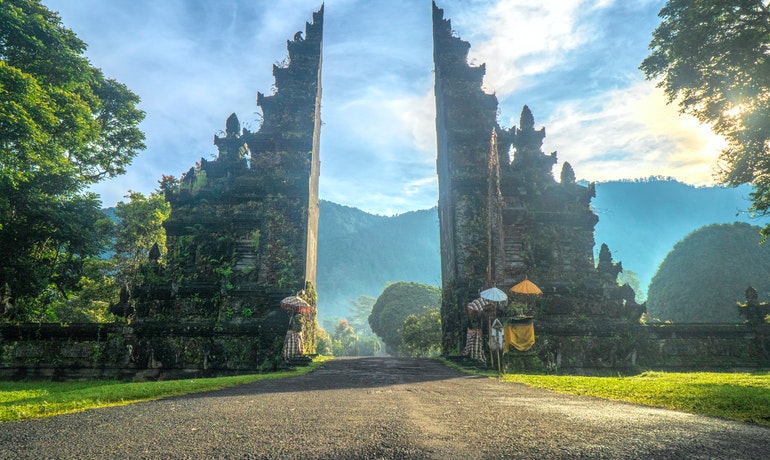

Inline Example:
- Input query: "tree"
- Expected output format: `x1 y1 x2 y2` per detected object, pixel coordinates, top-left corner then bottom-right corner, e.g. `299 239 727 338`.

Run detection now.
0 0 145 314
112 191 171 290
331 320 358 356
640 1 770 235
400 306 441 357
368 281 441 356
315 327 333 356
646 222 770 323
346 295 376 333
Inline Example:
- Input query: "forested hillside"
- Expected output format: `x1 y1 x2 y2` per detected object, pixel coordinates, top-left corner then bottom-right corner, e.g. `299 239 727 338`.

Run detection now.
315 178 768 320
592 178 766 297
646 223 770 323
316 201 440 319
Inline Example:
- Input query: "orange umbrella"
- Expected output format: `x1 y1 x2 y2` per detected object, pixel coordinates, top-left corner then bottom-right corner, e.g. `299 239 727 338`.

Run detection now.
510 279 542 295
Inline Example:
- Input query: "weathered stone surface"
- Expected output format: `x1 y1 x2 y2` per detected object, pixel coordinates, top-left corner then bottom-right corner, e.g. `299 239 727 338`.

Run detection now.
434 2 651 367
118 6 325 376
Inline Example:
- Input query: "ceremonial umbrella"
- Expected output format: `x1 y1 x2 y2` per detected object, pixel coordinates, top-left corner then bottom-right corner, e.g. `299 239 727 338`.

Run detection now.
480 287 508 302
280 296 311 314
510 278 542 313
510 279 542 295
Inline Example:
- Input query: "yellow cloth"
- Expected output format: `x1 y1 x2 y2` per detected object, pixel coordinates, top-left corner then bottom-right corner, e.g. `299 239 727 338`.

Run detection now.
504 324 535 352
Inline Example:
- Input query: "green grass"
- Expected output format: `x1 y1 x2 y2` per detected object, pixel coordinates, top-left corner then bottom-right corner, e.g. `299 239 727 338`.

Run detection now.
0 356 329 423
440 359 770 425
502 371 770 425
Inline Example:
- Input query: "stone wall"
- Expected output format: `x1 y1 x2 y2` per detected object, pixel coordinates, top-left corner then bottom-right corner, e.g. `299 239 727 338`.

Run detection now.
0 318 294 381
502 322 770 374
4 321 768 380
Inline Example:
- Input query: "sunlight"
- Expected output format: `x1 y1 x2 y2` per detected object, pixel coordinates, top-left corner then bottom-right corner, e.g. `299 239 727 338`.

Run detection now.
723 103 748 119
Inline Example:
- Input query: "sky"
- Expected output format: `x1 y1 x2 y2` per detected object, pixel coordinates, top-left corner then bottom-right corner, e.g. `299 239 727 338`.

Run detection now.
45 0 725 216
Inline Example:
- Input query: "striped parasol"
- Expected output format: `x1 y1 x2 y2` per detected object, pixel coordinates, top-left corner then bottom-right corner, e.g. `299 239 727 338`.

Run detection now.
466 297 488 316
280 296 311 314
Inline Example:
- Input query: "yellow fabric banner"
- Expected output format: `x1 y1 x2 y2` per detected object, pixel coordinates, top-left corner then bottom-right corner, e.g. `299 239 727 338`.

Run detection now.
503 324 535 352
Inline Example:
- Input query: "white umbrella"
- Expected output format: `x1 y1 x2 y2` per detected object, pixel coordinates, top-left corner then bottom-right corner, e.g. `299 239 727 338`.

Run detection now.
480 287 507 302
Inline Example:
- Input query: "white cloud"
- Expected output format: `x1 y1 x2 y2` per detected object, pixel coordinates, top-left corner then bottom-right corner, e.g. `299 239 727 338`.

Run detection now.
542 80 726 184
319 86 438 214
453 0 613 96
404 176 438 197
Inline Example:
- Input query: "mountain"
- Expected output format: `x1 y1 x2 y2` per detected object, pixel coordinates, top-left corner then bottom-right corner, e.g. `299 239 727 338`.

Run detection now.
592 178 767 297
316 179 769 320
316 201 440 320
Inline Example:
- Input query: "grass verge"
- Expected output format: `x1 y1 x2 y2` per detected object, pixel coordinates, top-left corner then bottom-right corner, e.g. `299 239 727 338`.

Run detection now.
0 356 330 423
440 359 770 426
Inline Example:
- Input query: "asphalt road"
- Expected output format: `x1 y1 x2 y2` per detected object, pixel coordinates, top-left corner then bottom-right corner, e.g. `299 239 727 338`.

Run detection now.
1 357 769 459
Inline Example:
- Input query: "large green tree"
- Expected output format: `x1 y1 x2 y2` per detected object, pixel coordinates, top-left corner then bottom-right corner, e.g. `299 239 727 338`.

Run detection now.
640 1 770 234
400 306 441 357
0 0 145 316
647 222 770 323
368 281 441 356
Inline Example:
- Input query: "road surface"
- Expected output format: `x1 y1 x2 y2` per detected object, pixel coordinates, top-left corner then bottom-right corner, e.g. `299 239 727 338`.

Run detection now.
1 357 768 459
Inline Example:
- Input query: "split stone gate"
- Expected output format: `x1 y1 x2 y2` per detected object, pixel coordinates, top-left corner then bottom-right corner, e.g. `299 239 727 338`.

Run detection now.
2 3 769 380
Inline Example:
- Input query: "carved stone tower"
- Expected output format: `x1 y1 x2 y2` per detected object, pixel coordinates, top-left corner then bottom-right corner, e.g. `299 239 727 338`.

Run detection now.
433 2 641 355
433 2 502 353
124 6 324 373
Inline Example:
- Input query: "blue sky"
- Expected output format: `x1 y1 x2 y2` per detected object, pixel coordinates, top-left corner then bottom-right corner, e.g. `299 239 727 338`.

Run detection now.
46 0 724 216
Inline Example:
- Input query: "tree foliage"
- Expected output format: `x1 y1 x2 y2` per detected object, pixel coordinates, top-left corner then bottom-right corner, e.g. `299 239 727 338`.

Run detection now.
647 222 770 322
112 191 171 290
331 320 358 357
368 281 441 356
0 0 145 185
0 0 145 314
400 306 441 357
640 1 770 234
346 295 376 335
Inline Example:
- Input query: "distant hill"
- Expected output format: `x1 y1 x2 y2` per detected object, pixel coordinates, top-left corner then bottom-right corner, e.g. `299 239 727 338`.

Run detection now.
316 201 440 320
316 179 768 320
592 178 767 297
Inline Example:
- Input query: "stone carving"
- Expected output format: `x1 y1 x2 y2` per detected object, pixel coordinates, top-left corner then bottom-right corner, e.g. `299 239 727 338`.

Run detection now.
738 285 770 324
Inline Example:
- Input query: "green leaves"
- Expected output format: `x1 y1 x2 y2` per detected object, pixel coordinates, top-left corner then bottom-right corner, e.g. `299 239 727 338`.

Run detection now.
368 281 441 356
0 62 58 185
112 191 171 289
1 0 145 186
0 0 145 316
641 0 770 223
400 306 441 357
